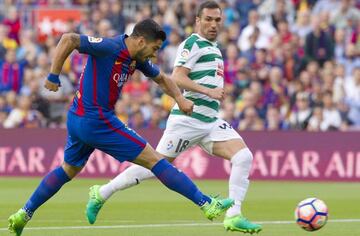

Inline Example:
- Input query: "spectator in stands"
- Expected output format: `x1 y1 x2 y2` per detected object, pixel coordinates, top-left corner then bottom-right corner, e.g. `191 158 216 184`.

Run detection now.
224 43 239 85
333 64 346 104
344 67 360 127
220 98 239 129
291 10 312 41
0 24 17 59
237 10 276 52
241 26 259 65
258 0 295 26
338 43 360 76
16 29 41 66
262 67 289 112
3 95 44 128
147 102 167 129
288 92 313 130
128 110 147 129
162 29 181 73
265 105 289 130
304 16 334 67
334 28 347 62
219 0 239 28
321 90 342 130
0 49 27 94
2 6 20 44
238 105 265 131
123 70 150 103
307 105 323 131
331 0 360 30
312 0 340 16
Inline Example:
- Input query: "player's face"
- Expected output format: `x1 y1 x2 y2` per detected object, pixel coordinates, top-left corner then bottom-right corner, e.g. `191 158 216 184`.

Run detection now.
196 8 222 41
136 38 163 62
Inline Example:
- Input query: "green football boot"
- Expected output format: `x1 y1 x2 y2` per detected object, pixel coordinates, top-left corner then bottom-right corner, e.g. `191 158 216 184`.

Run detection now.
8 209 30 236
224 214 262 233
86 185 106 224
201 197 234 220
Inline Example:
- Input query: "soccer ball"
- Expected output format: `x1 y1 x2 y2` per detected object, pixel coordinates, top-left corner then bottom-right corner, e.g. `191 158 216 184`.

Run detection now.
295 198 328 231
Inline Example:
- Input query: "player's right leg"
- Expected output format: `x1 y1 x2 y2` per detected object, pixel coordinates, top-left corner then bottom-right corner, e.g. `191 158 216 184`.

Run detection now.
8 111 93 236
8 162 83 236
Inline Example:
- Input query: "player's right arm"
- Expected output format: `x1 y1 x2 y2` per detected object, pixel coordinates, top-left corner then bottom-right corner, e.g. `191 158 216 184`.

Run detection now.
45 33 118 92
172 41 224 100
45 33 80 92
172 66 224 100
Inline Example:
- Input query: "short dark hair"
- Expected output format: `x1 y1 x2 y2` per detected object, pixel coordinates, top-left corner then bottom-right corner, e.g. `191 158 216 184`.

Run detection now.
197 1 222 17
131 19 166 42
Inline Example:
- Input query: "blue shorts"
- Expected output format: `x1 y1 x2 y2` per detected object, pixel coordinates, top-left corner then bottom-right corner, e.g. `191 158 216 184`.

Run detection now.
64 111 147 167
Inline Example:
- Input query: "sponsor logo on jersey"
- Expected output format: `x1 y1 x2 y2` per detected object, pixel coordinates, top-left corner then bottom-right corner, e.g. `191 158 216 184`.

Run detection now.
88 36 103 43
216 62 224 77
112 73 129 87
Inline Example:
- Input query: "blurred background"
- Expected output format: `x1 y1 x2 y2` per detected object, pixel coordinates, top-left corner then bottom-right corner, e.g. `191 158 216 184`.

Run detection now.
0 2 359 235
0 0 359 132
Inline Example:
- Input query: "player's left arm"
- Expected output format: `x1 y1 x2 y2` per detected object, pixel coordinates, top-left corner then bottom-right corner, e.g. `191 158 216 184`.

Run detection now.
137 60 193 115
153 71 194 115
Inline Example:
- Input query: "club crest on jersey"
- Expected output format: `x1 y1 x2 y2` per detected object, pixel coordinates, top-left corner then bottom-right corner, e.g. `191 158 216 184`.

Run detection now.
88 36 103 43
180 49 190 59
129 60 136 72
167 140 174 150
113 73 128 87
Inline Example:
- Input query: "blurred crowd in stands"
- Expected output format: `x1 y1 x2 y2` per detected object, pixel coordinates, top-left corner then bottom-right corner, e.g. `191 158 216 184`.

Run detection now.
0 0 359 131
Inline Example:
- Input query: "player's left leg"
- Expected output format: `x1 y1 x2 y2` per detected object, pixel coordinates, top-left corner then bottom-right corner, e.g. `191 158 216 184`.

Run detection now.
96 115 200 202
200 119 262 233
212 139 261 233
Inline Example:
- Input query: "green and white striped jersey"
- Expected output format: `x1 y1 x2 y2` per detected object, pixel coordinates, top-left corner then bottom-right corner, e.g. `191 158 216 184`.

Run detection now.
170 33 224 123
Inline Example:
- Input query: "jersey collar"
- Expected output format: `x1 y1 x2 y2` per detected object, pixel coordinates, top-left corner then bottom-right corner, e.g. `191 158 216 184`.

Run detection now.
120 34 132 61
192 33 218 47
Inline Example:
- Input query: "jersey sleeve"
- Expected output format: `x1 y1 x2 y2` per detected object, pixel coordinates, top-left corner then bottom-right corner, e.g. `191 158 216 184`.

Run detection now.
174 41 201 69
136 60 160 78
78 35 118 57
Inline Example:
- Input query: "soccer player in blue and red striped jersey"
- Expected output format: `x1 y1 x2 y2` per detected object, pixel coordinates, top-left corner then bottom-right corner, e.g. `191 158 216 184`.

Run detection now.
8 19 234 236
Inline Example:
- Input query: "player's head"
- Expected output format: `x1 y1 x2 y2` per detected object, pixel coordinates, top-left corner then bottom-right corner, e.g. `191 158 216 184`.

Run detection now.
130 19 166 62
196 1 222 41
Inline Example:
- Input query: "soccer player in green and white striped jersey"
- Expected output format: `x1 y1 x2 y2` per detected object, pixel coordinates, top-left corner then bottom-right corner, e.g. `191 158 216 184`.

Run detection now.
87 1 262 233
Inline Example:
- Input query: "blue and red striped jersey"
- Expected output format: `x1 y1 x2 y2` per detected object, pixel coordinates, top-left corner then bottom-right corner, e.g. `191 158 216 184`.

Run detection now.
70 34 160 118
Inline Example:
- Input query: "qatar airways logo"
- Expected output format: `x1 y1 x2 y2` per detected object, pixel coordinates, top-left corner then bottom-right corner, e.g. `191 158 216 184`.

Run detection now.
112 73 129 87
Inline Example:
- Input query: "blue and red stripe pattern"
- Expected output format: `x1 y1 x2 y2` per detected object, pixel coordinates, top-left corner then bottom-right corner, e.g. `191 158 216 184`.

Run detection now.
70 34 160 119
65 34 159 161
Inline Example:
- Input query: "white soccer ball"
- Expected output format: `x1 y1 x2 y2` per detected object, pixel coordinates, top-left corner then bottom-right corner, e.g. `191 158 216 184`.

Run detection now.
294 198 328 231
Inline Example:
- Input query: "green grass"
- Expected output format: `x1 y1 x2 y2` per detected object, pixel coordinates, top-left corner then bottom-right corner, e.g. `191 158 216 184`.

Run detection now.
1 178 359 236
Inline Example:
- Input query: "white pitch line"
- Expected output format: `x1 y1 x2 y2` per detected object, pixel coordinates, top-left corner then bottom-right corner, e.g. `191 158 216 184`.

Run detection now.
1 219 360 231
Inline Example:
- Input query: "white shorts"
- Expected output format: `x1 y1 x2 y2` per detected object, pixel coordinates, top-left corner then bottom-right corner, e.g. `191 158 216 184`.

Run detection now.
156 115 242 158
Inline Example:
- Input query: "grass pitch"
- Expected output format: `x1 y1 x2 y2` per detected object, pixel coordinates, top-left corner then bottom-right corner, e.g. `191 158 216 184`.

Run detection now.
0 178 359 236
